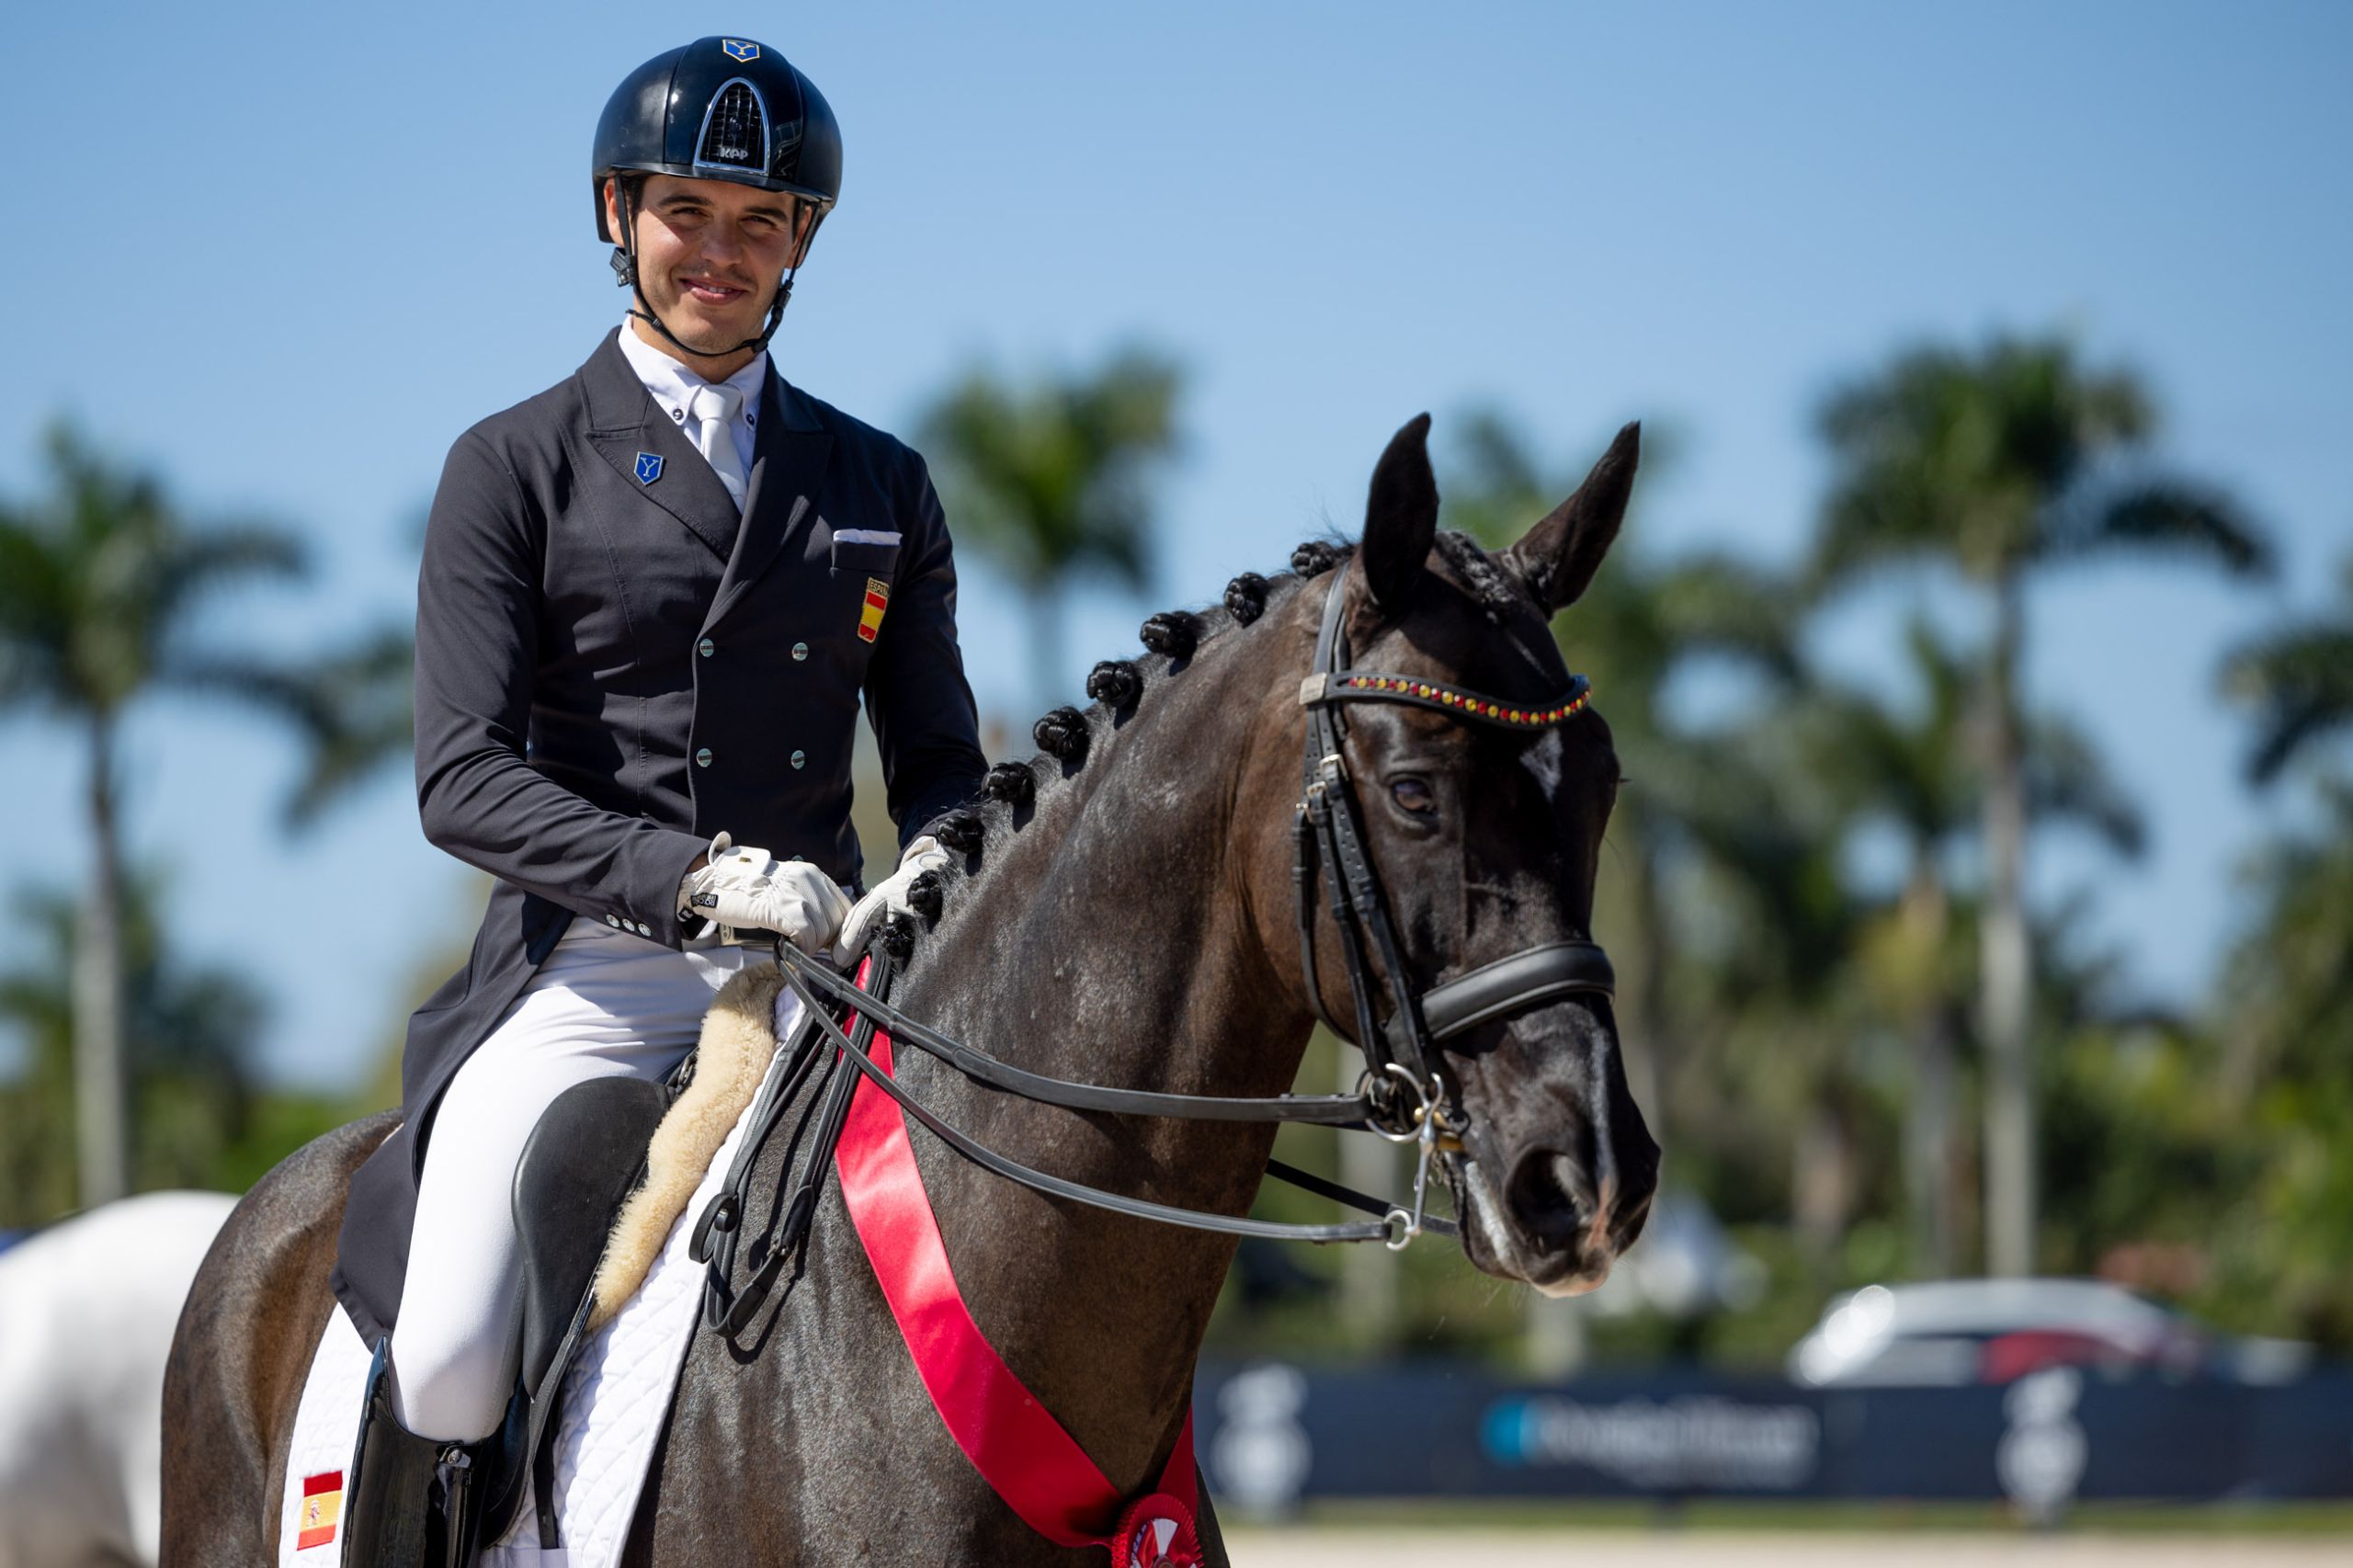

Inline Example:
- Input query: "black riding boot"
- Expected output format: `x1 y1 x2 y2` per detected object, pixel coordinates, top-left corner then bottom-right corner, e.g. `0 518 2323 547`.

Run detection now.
340 1341 492 1568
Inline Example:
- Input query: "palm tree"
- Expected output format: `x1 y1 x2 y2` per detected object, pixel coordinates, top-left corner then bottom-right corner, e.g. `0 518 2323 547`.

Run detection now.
1795 619 2145 1274
1810 334 2270 1276
917 347 1183 712
0 423 383 1206
2223 551 2353 786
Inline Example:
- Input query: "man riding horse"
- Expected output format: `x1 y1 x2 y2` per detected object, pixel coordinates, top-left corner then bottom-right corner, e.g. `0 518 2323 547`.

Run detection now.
326 36 983 1562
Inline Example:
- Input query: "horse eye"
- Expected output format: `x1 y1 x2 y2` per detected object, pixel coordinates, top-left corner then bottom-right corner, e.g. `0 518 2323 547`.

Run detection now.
1391 778 1436 815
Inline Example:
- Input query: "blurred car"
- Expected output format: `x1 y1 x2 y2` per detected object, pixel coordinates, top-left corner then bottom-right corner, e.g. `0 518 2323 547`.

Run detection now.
1786 1278 2309 1388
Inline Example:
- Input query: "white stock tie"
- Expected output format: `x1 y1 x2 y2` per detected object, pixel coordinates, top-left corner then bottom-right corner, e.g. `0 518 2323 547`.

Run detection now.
688 384 748 510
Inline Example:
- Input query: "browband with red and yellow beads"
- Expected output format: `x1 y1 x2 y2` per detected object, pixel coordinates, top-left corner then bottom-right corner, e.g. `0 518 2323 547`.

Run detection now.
1296 670 1594 729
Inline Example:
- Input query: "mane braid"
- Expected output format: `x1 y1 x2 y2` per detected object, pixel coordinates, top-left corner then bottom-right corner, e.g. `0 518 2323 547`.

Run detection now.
905 549 1350 966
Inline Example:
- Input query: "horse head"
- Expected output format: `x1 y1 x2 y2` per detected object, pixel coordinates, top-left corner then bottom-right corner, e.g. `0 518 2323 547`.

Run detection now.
1264 413 1659 1297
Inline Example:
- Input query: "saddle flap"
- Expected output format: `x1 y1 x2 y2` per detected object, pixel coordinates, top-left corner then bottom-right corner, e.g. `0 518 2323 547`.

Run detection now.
511 1076 670 1397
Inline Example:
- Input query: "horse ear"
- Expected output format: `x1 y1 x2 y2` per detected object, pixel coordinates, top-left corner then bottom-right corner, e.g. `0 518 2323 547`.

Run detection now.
1359 414 1438 615
1507 421 1639 612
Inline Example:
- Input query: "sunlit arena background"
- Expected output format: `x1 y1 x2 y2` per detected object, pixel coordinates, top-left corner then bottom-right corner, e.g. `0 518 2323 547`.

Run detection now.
3 2 2350 1562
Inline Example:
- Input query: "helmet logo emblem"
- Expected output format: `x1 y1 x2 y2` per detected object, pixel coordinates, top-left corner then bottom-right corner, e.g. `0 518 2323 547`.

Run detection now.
634 452 665 485
722 39 760 62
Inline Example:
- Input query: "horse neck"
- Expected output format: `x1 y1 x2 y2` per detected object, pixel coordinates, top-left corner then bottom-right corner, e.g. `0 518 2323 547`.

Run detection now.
888 592 1321 1492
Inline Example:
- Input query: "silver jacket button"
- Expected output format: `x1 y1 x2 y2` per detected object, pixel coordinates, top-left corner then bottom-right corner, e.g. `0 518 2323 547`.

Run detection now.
695 747 713 767
790 749 806 769
699 638 715 658
790 642 809 662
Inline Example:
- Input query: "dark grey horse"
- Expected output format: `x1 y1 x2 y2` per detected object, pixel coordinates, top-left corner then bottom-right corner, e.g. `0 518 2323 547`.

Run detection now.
161 415 1657 1564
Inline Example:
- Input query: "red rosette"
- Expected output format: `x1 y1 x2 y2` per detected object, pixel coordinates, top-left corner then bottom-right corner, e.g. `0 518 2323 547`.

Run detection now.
1109 1492 1202 1568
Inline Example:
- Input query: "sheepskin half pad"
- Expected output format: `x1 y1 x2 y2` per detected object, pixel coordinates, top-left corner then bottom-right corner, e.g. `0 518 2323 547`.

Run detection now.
587 961 785 1330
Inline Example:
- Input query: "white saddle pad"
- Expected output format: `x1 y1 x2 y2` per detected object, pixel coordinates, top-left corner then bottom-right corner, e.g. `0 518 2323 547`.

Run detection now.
278 994 801 1568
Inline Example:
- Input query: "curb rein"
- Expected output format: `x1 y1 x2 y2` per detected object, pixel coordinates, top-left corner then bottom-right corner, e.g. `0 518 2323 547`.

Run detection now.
692 559 1615 1334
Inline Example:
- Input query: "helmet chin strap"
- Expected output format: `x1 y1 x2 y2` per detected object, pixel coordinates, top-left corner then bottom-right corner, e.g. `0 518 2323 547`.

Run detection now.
608 178 801 362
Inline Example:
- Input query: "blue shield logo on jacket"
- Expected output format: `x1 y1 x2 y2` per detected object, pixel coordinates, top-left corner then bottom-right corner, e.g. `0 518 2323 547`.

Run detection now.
634 452 664 485
722 39 759 62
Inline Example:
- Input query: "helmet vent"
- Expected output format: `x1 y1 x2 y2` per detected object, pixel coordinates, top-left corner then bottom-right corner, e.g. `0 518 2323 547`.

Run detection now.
695 79 769 173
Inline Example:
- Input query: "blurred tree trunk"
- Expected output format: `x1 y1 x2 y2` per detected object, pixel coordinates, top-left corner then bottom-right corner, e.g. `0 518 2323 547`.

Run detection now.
1792 1095 1853 1268
1902 861 1957 1278
1980 574 2036 1277
1024 582 1064 719
74 713 128 1207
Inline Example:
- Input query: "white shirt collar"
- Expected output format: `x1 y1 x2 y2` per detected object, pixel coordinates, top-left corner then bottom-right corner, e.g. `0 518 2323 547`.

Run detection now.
613 321 768 435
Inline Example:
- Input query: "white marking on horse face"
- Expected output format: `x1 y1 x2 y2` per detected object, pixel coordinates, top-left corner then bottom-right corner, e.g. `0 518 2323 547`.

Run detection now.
1461 1159 1518 1262
1520 729 1565 800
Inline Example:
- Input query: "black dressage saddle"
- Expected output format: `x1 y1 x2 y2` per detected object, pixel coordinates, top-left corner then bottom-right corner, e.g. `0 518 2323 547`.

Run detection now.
474 1062 682 1548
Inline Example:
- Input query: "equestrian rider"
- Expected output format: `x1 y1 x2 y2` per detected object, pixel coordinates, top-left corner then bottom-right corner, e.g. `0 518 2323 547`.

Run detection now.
325 37 983 1563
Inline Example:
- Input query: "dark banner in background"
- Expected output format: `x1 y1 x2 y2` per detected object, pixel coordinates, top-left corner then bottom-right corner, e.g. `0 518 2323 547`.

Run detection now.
1194 1362 2353 1512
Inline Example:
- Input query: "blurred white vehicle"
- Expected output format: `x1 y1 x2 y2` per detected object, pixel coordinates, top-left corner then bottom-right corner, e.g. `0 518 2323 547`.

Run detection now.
1787 1278 2249 1388
0 1190 237 1568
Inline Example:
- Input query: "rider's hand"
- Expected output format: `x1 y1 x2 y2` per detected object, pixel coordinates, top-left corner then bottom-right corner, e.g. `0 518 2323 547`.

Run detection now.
833 834 950 963
677 833 850 950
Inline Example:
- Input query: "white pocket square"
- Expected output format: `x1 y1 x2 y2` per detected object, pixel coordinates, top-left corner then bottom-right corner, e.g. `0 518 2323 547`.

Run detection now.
831 529 903 546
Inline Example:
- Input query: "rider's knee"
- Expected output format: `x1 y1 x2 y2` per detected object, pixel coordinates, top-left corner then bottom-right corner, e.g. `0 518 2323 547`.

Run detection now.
385 1325 511 1444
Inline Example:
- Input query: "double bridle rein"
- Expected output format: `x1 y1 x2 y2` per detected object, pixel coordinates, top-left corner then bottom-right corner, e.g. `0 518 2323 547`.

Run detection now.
692 558 1615 1335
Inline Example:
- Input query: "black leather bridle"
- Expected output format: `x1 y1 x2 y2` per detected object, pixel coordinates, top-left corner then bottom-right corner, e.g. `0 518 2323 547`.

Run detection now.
691 558 1616 1335
1292 556 1618 1136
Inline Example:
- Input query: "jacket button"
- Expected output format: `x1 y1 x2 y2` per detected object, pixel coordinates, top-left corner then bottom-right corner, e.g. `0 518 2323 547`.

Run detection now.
695 747 713 767
606 915 621 927
699 638 715 658
790 642 808 662
790 750 806 769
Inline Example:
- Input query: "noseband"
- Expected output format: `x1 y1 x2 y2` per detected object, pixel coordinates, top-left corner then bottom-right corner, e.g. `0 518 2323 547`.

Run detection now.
697 558 1619 1330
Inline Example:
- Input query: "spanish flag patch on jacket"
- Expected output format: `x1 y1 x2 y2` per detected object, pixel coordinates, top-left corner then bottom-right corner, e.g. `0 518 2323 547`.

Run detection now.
858 577 890 642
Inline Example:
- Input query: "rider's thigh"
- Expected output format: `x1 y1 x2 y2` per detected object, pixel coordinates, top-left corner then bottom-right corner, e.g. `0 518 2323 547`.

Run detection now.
388 925 756 1440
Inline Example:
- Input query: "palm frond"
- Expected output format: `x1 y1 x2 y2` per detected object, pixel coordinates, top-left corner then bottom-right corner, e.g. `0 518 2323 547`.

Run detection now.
2058 476 2272 578
2021 715 2146 858
2222 619 2353 783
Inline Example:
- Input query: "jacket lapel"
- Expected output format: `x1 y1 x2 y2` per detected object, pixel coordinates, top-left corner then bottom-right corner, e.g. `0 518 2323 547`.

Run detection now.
703 371 832 631
579 330 742 562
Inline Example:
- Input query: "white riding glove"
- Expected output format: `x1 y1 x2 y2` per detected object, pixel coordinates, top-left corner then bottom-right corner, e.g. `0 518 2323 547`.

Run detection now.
677 833 851 951
833 835 951 963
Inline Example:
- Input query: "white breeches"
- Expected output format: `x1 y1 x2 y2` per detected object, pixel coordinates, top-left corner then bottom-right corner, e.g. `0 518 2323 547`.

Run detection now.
388 917 763 1442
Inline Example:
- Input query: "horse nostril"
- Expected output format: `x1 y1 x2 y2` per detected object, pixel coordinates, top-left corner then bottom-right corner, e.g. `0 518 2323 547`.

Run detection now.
1503 1147 1597 1254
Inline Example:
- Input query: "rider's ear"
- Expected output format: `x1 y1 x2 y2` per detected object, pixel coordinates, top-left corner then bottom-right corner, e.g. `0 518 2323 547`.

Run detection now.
1360 413 1438 616
1507 421 1639 612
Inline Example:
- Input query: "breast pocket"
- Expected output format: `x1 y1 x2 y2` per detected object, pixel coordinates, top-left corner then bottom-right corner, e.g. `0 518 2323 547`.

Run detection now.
828 530 903 580
829 531 903 651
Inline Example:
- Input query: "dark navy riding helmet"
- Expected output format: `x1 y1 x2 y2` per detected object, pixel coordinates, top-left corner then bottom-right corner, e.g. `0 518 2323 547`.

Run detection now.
592 36 842 243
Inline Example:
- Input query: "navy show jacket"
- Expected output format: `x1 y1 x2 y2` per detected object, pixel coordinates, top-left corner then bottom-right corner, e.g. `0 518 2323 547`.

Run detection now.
330 329 986 1347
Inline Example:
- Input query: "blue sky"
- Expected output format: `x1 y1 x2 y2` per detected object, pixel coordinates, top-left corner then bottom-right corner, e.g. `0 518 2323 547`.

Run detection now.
1 2 2347 1087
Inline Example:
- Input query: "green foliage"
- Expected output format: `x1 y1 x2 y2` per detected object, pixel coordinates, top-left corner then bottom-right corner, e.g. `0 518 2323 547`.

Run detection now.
2222 554 2353 784
1812 335 2268 588
916 346 1184 710
0 874 265 1225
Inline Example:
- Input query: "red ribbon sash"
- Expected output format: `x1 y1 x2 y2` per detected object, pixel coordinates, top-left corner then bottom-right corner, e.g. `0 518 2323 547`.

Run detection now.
832 963 1199 1555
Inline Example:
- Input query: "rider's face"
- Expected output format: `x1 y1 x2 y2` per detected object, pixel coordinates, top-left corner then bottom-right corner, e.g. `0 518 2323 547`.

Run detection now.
605 174 813 358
